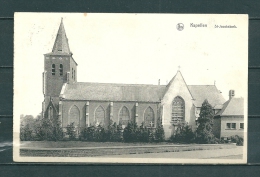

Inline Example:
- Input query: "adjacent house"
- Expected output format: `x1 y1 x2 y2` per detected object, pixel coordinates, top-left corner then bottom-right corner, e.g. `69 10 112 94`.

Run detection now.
213 90 244 139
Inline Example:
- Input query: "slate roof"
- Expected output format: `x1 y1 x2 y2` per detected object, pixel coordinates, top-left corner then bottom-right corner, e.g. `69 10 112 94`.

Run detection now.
61 82 226 106
215 97 244 116
188 85 226 107
45 18 72 55
60 82 166 102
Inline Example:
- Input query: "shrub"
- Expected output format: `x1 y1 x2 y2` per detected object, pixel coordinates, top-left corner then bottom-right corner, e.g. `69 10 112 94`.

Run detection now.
196 99 217 144
66 122 77 140
154 119 165 142
20 124 33 141
230 135 243 146
170 123 195 143
123 121 138 142
81 123 106 142
106 120 122 142
136 123 150 142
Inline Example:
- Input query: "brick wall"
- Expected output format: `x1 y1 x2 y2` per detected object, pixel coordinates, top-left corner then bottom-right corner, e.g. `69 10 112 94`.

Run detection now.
61 100 159 129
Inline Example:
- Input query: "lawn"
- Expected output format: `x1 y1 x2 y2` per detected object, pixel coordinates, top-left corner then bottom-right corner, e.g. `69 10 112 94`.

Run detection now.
20 141 176 148
19 141 237 157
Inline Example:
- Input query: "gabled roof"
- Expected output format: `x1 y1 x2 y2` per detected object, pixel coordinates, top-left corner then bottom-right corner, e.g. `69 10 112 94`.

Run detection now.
61 82 166 102
164 71 194 100
188 85 226 107
46 18 71 55
215 97 244 116
60 69 226 105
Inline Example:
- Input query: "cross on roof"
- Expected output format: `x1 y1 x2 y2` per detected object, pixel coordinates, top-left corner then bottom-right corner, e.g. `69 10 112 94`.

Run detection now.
178 65 181 70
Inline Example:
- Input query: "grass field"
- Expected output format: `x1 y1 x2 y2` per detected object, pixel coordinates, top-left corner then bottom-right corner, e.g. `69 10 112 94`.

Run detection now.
20 141 238 157
20 141 177 148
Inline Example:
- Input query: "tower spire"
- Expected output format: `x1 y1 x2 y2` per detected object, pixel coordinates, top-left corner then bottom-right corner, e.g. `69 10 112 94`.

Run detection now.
52 18 71 54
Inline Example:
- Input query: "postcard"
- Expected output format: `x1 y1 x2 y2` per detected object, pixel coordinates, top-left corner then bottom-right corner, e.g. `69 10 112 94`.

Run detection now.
13 13 248 163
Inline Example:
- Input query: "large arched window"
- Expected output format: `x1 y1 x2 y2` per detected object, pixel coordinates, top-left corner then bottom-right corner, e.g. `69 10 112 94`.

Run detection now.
144 107 155 127
59 64 63 76
119 106 130 126
172 96 185 124
52 64 55 75
95 106 105 125
69 105 80 127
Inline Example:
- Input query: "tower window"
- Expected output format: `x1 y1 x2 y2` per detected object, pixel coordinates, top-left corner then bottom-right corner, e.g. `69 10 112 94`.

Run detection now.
59 64 63 76
52 64 55 75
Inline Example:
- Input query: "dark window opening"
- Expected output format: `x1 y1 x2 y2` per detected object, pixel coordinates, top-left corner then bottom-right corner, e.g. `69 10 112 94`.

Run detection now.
59 64 63 76
52 64 55 75
226 123 236 129
240 123 244 129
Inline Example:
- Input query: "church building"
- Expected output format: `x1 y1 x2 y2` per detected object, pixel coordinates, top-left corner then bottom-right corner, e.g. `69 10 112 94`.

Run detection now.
42 19 228 139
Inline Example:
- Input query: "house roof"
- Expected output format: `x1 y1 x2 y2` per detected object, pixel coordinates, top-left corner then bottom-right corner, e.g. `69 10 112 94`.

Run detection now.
215 97 244 116
61 82 166 102
188 85 226 107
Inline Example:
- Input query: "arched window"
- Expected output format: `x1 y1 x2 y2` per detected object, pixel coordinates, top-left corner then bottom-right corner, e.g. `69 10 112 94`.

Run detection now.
72 68 74 79
52 64 55 75
95 106 105 125
74 70 75 80
172 96 185 124
69 105 80 127
119 106 130 126
48 106 53 119
59 64 63 76
144 107 155 127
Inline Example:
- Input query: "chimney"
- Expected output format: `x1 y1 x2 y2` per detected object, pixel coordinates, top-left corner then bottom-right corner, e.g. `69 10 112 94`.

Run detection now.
229 90 235 100
158 79 160 85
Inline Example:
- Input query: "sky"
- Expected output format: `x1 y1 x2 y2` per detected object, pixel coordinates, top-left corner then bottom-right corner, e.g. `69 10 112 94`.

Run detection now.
14 13 248 117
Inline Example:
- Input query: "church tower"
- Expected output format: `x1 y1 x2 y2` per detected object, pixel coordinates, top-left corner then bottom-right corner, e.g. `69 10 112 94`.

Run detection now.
42 18 78 119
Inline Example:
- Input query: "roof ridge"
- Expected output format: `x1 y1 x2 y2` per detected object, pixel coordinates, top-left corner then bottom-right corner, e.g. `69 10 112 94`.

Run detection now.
74 82 167 86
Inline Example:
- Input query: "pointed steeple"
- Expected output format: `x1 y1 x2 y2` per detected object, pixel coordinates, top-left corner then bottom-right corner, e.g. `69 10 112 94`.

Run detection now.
52 18 71 54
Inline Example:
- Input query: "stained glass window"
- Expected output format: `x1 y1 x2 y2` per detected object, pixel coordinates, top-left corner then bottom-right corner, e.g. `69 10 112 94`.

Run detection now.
172 96 185 124
144 107 155 127
119 106 130 126
69 105 80 126
95 106 105 125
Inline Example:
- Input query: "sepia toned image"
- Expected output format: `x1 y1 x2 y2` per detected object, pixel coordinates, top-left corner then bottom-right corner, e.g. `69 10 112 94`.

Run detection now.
13 13 248 163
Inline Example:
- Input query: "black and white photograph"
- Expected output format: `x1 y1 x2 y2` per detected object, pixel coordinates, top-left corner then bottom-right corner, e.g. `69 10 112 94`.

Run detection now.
13 13 248 163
